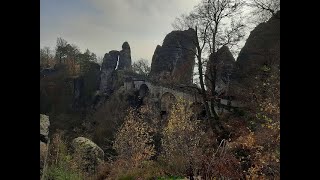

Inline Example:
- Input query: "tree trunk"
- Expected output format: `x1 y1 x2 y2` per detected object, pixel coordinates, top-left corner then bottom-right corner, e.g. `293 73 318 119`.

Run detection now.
195 27 222 133
210 60 224 133
197 50 213 129
209 63 219 120
208 23 224 131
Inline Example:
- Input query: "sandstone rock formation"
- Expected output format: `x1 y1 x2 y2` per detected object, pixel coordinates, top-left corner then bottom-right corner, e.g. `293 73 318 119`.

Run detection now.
72 62 101 111
205 46 236 95
71 137 104 173
99 50 119 94
40 114 50 178
234 11 280 82
99 42 132 95
81 62 101 94
150 28 197 85
118 42 131 70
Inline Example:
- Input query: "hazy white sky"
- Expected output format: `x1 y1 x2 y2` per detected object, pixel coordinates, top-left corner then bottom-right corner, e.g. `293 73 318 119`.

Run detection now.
40 0 201 63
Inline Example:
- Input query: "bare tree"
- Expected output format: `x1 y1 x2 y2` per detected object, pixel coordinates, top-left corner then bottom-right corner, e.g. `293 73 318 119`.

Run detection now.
96 56 103 65
247 0 280 24
173 0 245 55
172 0 246 133
55 37 68 64
132 59 151 77
40 46 54 69
54 38 83 75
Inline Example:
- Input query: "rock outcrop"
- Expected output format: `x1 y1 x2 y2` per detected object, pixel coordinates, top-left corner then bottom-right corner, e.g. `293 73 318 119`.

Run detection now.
87 62 101 91
205 46 236 95
118 42 131 70
99 42 132 95
99 50 119 94
73 62 101 111
40 114 50 178
234 11 280 82
150 28 197 85
71 137 104 173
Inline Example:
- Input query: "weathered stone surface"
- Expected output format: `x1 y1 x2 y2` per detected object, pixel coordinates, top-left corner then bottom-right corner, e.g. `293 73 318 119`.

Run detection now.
118 42 131 70
40 114 50 178
101 50 119 71
71 137 104 173
150 28 197 85
99 50 119 93
205 46 235 95
234 11 280 81
40 66 79 114
40 114 50 143
81 62 101 108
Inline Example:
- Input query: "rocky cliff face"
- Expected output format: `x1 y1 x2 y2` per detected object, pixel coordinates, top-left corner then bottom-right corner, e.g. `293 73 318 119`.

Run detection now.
150 28 197 85
206 46 236 95
99 50 120 94
234 11 280 81
40 61 101 113
224 11 280 99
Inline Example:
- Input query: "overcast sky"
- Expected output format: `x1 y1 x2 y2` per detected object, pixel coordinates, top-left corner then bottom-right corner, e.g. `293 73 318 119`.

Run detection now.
40 0 201 63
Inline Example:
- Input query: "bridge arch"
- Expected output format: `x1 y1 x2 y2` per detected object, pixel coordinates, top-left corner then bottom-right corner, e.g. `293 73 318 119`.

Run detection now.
139 84 149 98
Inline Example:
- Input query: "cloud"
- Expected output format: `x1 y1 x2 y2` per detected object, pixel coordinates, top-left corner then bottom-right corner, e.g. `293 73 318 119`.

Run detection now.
40 0 200 63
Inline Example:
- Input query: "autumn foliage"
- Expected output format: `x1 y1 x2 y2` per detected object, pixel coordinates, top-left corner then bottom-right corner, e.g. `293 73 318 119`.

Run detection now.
101 63 280 179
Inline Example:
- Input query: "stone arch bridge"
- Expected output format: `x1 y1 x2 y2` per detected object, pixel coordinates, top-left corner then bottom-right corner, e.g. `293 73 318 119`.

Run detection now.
124 79 243 114
124 79 202 112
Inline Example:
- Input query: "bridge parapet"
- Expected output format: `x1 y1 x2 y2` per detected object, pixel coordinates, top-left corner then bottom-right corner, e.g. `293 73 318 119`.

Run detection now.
125 79 243 111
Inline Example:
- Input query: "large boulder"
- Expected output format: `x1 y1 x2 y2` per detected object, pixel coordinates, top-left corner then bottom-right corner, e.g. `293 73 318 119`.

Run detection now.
40 114 50 143
71 137 104 173
118 42 132 70
150 28 197 85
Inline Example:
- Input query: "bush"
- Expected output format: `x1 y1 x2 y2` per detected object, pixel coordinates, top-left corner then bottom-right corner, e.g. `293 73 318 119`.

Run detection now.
160 98 204 177
42 132 84 180
113 108 156 165
45 164 82 180
109 160 165 180
91 88 130 152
